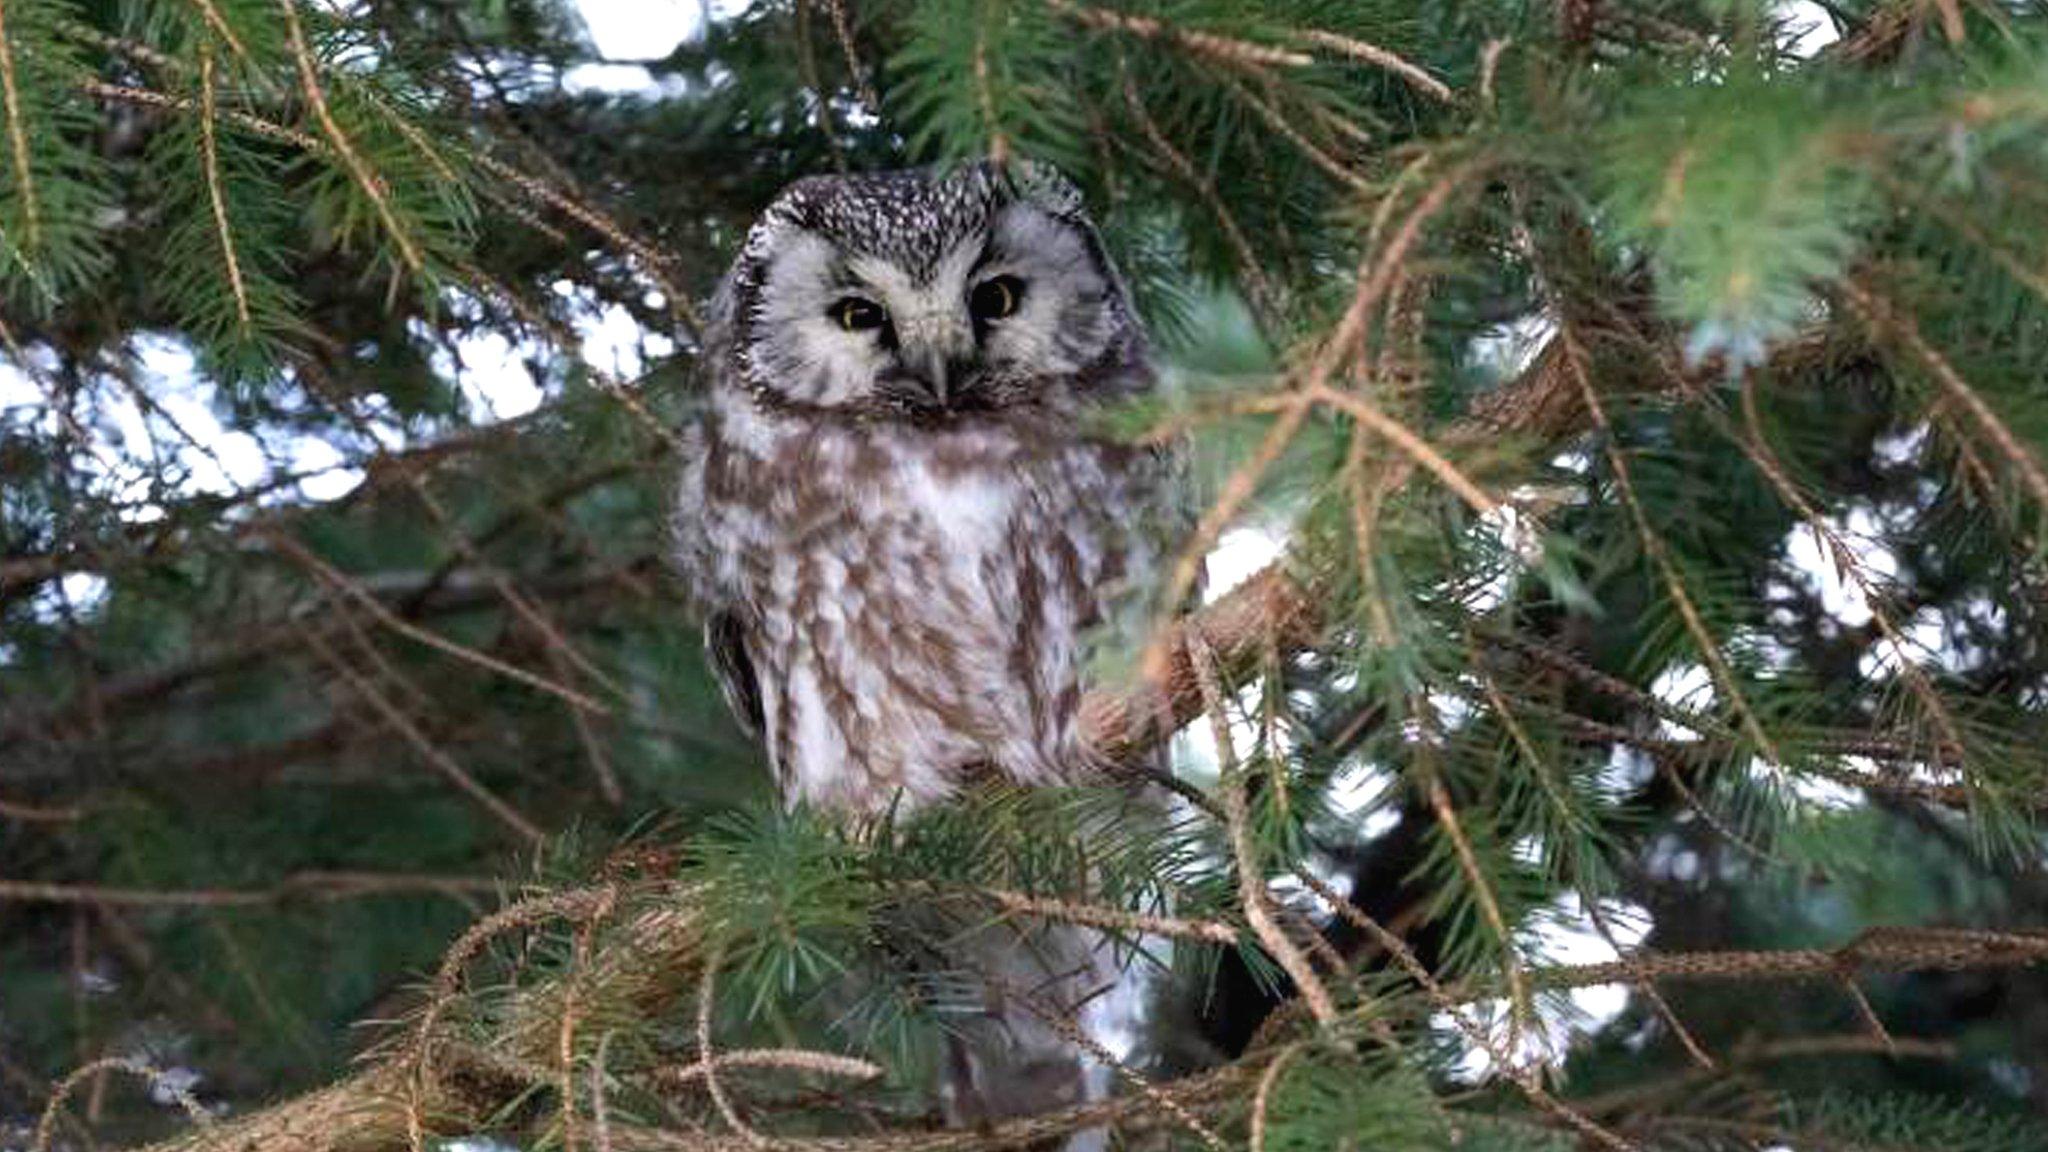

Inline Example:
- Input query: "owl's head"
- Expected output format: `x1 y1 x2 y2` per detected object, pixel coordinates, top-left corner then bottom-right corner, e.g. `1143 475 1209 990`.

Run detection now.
712 162 1148 419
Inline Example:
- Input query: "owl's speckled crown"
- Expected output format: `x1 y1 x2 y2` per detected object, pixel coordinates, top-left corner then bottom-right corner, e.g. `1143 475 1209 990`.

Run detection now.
740 161 1087 285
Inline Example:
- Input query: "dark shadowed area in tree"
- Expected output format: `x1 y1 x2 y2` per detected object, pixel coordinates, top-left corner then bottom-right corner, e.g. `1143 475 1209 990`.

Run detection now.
4 1 2048 1150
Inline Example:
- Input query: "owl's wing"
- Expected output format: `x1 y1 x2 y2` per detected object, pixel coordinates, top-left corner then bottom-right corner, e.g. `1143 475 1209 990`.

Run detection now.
704 610 766 743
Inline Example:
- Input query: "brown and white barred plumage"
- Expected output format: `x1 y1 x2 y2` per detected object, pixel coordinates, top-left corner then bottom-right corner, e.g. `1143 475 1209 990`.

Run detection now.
672 163 1178 1142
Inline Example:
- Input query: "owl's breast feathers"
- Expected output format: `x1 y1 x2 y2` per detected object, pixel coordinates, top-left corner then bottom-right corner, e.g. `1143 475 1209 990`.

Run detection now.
675 391 1177 813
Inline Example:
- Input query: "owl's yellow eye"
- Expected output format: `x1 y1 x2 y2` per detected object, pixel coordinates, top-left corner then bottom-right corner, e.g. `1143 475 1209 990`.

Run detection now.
970 276 1023 322
831 297 887 332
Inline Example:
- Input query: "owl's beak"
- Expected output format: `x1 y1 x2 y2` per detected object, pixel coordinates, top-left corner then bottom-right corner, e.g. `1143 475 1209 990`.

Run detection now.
895 307 977 410
912 347 952 408
906 347 979 410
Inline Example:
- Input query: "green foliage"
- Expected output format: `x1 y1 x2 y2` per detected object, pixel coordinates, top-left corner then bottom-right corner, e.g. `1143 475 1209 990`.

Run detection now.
890 0 1084 168
1791 1092 2048 1152
1597 63 1874 364
1257 1050 1449 1152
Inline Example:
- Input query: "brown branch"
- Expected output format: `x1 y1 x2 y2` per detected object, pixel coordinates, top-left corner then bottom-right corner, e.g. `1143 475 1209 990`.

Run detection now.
958 886 1240 944
1080 564 1319 767
0 795 84 822
118 899 2048 1152
1048 0 1313 68
821 0 877 108
656 1049 884 1088
0 0 42 253
266 530 610 717
37 1057 211 1152
1521 927 2048 992
1838 276 2048 512
197 51 252 332
1291 29 1452 101
1193 632 1338 1025
1571 1033 1954 1119
0 872 500 908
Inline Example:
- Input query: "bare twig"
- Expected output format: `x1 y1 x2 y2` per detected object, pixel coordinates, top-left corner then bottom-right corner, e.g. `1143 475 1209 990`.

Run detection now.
0 796 84 822
1292 28 1452 101
963 886 1240 944
697 942 769 1147
198 51 252 332
0 872 500 907
294 615 546 845
1521 927 2048 992
1048 0 1313 68
1192 633 1339 1025
822 0 878 107
36 1057 210 1152
266 529 611 716
658 1049 885 1087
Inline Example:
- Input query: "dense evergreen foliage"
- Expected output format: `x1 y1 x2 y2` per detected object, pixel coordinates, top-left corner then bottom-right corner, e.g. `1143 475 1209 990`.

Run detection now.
5 0 2048 1148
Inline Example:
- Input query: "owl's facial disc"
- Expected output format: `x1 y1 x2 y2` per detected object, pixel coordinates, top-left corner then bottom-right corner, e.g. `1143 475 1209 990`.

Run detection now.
738 169 1131 418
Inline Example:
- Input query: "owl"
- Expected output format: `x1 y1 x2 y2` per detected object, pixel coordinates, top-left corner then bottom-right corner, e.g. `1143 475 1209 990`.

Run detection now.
671 162 1180 1143
673 161 1178 810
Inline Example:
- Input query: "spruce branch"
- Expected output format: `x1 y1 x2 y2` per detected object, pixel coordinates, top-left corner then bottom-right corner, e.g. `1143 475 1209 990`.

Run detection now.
1837 276 2048 512
1195 631 1339 1025
21 9 2048 1146
0 0 40 252
1728 374 1968 761
263 530 613 717
994 969 1230 1152
1119 71 1279 316
467 151 699 336
186 0 253 65
1211 70 1372 193
1421 759 1536 1048
36 1058 212 1152
821 0 877 109
1522 927 2048 992
952 885 1241 943
656 1049 885 1089
50 16 182 73
1289 29 1451 102
196 52 252 333
275 0 425 275
1047 0 1313 69
1247 1041 1304 1152
77 79 322 151
115 890 2048 1152
1563 328 1787 770
1291 868 1639 1152
112 293 1636 1152
292 614 547 846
